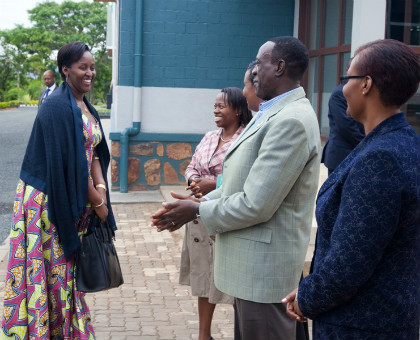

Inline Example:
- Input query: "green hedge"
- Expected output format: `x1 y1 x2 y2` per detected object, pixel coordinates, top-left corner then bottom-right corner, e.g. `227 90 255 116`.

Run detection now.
0 100 38 109
95 107 111 116
0 100 19 109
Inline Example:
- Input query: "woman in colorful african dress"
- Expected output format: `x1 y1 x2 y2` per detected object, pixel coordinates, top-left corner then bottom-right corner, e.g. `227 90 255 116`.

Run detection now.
0 41 116 340
177 88 252 340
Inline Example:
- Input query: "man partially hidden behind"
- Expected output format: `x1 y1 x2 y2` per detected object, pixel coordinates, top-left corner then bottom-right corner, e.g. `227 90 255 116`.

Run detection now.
321 83 365 175
38 70 58 107
152 36 321 340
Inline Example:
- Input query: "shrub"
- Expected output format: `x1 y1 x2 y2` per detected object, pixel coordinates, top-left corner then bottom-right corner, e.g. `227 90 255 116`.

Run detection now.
27 80 44 100
95 107 111 116
8 100 19 107
0 101 20 109
22 94 32 104
4 88 25 101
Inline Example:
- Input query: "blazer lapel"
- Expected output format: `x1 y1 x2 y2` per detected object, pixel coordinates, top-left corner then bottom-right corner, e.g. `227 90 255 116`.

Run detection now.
318 135 367 198
317 113 409 198
226 115 264 155
40 89 46 104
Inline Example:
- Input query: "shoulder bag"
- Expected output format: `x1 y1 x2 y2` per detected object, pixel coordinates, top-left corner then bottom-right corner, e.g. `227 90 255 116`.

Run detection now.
76 213 124 293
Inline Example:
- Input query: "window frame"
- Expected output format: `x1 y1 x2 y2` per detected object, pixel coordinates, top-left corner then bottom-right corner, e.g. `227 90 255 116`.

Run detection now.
299 0 352 122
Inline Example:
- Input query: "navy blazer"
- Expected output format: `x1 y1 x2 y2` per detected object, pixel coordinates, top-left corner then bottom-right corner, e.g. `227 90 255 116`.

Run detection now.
322 84 365 171
299 113 420 340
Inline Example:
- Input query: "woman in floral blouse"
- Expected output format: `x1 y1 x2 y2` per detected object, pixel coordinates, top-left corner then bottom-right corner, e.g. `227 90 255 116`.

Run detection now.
180 87 252 340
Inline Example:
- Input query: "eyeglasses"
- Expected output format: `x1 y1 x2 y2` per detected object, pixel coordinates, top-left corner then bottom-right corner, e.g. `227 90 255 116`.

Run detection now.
339 75 366 85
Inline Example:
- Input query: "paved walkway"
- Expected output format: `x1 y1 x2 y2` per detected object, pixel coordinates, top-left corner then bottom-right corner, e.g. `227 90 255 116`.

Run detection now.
0 202 234 340
0 165 328 339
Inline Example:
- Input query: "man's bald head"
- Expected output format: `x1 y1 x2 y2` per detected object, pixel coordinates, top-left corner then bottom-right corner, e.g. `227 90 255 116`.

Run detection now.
43 70 56 88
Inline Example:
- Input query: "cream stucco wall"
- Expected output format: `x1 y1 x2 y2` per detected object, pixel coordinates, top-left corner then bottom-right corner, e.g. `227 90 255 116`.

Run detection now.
351 0 387 56
110 86 220 134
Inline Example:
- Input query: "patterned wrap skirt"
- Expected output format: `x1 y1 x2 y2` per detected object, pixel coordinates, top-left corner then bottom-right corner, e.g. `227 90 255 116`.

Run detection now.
0 180 95 340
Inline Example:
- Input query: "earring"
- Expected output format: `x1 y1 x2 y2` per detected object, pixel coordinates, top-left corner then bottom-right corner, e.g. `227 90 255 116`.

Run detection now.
236 114 239 116
362 91 365 95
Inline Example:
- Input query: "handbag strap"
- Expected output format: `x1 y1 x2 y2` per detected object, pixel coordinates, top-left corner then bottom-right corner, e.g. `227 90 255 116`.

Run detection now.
100 218 116 239
87 212 101 234
89 212 115 241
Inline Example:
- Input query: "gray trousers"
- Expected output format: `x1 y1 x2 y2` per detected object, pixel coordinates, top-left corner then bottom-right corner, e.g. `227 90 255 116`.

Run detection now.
234 297 296 340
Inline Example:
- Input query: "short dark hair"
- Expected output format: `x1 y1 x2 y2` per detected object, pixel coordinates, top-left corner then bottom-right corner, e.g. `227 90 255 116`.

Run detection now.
247 60 257 83
57 42 91 81
268 36 309 80
221 87 253 126
354 39 420 107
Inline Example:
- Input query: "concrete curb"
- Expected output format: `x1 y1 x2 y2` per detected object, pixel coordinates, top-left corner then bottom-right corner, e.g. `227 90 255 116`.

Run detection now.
109 185 185 204
159 186 186 203
110 190 164 203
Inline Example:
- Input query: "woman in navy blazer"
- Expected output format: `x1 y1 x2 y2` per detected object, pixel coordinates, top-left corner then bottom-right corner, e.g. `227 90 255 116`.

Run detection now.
283 39 420 340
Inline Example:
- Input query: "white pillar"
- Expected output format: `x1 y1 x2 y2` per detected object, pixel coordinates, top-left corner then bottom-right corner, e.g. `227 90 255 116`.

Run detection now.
110 0 120 133
293 0 299 38
351 0 387 56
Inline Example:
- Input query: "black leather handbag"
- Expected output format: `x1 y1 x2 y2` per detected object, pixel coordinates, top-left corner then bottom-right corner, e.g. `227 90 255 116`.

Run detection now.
76 214 124 293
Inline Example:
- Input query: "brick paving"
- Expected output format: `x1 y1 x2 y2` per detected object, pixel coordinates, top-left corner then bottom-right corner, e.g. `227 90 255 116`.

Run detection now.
0 165 327 339
0 202 235 340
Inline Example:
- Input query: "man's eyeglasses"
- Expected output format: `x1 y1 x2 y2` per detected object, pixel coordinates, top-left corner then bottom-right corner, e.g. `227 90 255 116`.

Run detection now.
339 75 366 85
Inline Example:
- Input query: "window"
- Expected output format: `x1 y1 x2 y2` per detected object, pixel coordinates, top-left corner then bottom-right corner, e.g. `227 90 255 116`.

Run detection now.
387 0 420 47
299 0 353 136
386 0 420 135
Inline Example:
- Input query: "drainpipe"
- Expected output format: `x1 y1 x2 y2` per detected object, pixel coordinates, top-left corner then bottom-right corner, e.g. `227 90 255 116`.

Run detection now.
120 0 143 193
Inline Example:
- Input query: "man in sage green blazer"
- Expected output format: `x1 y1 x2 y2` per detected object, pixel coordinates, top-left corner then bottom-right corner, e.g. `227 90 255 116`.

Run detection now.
152 37 320 340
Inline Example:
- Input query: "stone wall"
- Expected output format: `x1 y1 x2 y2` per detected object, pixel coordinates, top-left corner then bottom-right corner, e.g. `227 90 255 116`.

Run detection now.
111 140 198 191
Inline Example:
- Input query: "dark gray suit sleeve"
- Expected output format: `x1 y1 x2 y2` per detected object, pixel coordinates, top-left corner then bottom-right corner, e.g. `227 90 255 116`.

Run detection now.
329 89 365 148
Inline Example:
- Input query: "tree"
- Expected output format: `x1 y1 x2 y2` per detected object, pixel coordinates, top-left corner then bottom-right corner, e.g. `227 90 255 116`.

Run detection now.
92 52 112 104
0 1 110 103
28 1 107 53
0 26 34 100
0 54 15 101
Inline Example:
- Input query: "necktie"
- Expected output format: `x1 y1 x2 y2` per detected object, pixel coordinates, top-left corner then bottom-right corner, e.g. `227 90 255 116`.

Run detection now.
45 88 50 99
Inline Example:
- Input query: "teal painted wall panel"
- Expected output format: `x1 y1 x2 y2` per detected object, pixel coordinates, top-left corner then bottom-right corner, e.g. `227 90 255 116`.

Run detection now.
118 0 135 86
118 0 294 89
